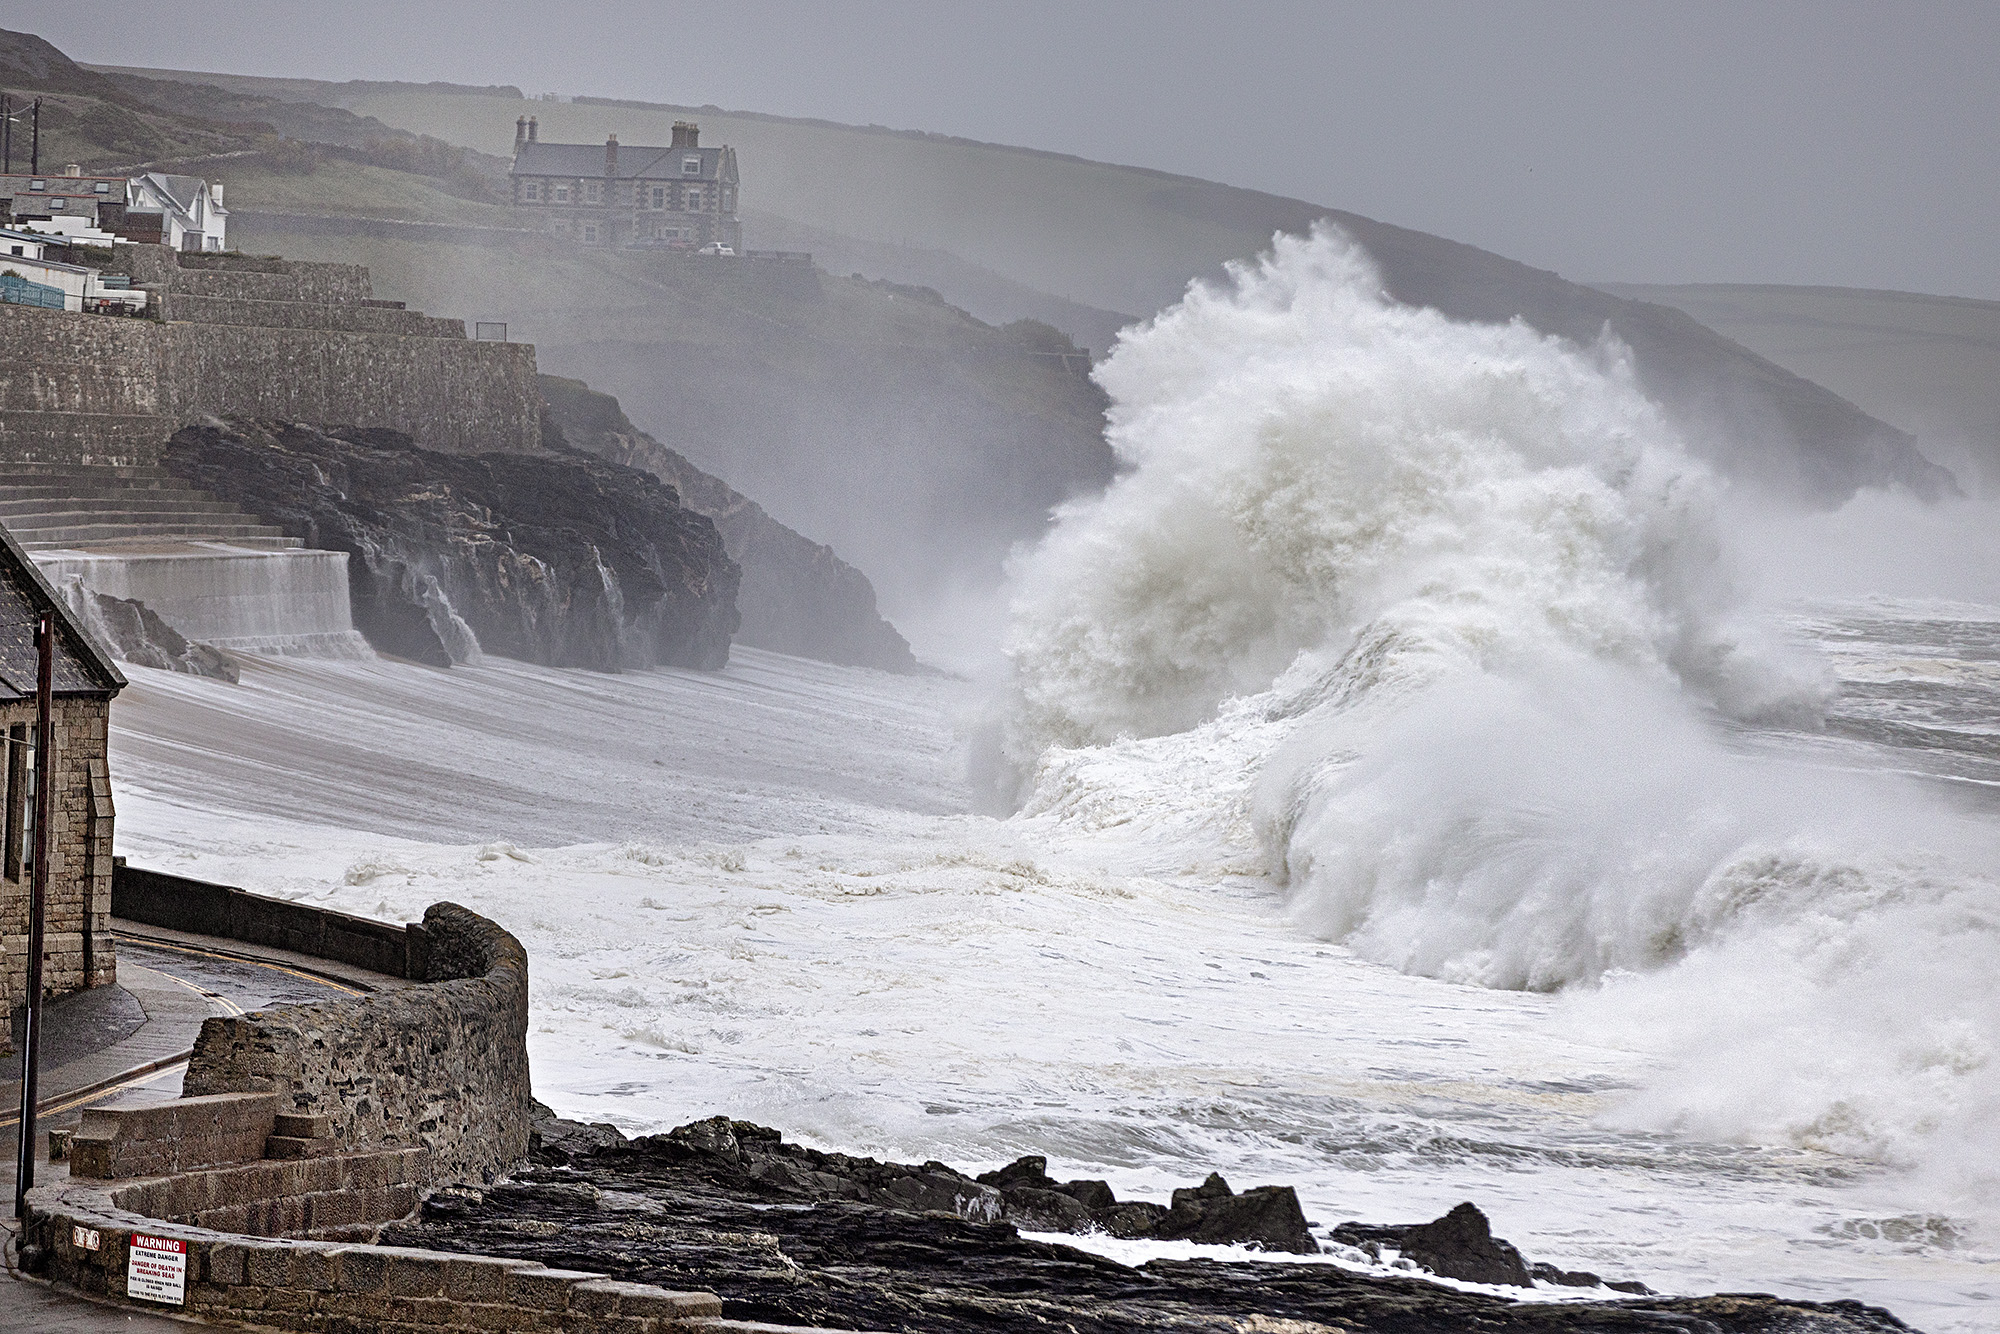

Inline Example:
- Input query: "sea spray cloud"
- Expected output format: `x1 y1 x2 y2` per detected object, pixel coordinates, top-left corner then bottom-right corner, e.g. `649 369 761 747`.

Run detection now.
1001 225 2000 1228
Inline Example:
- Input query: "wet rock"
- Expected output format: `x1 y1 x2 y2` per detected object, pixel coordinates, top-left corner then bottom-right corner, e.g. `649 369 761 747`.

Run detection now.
1531 1260 1655 1295
998 1186 1095 1232
1152 1174 1317 1255
1336 1202 1531 1286
59 579 238 682
1055 1177 1117 1210
1096 1201 1170 1239
163 418 740 671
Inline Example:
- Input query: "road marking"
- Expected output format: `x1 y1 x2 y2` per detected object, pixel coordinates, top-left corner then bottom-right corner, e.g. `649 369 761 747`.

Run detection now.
112 932 368 998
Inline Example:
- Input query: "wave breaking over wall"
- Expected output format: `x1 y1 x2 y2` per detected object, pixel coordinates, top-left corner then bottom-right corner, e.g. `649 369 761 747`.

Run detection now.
1000 228 2000 1231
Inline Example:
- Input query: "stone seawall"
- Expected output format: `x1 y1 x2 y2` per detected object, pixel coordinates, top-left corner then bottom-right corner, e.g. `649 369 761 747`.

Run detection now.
0 245 541 462
182 902 533 1188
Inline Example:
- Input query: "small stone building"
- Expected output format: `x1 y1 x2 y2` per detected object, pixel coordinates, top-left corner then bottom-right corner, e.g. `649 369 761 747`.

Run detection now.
508 118 742 251
0 518 123 1021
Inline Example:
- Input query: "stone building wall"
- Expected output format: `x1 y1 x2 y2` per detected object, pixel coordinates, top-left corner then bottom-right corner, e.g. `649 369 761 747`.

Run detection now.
0 245 542 463
183 902 533 1187
0 695 116 1013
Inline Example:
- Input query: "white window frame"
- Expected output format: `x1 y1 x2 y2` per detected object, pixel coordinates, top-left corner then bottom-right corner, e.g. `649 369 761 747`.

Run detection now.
522 180 543 202
682 156 701 176
583 181 603 204
552 183 571 203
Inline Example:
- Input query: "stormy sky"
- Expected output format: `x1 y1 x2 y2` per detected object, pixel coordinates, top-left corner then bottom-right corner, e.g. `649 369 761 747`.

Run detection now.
16 0 2000 299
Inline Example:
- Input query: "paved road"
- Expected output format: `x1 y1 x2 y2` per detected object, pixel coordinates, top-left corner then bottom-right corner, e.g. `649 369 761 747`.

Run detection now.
0 924 397 1328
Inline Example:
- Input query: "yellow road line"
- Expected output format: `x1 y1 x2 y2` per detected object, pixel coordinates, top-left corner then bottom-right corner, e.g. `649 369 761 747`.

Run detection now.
113 932 366 998
0 1062 186 1130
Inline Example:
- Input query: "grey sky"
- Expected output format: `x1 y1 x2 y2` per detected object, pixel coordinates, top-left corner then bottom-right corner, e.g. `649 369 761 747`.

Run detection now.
15 0 2000 299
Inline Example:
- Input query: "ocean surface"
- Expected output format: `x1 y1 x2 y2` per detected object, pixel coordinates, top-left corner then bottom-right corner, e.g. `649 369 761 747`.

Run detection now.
109 232 1999 1332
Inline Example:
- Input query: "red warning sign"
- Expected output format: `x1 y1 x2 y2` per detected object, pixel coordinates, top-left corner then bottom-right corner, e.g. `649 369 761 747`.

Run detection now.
126 1233 187 1305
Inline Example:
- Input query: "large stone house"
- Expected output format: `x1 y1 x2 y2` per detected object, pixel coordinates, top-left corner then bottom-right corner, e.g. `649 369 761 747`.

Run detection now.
508 119 741 251
0 520 123 1023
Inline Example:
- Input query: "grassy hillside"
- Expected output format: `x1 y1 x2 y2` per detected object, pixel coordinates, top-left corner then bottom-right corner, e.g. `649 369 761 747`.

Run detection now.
1602 283 2000 493
91 61 1951 505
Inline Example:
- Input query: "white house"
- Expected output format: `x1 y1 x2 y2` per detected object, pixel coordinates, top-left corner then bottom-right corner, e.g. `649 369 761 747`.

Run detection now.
126 173 227 252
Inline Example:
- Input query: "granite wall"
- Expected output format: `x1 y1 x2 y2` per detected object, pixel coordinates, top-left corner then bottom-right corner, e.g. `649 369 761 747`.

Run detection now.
182 902 533 1187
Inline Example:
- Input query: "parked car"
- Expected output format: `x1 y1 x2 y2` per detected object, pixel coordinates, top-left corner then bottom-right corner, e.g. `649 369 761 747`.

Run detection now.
696 242 736 256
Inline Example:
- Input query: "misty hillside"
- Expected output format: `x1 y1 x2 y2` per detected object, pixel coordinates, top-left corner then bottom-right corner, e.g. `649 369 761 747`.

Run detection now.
86 60 1952 504
1603 283 2000 494
219 215 1110 621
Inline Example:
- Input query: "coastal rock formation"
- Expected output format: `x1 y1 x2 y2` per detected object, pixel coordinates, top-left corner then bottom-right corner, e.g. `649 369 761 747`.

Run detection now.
538 375 920 673
161 420 738 671
380 1108 1914 1334
56 578 240 682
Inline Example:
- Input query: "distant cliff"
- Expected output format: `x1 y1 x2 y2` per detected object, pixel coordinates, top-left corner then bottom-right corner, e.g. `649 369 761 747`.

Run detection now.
163 420 738 671
539 375 920 674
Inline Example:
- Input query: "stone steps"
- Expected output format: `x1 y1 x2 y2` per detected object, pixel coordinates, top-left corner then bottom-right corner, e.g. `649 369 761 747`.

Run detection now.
0 462 299 550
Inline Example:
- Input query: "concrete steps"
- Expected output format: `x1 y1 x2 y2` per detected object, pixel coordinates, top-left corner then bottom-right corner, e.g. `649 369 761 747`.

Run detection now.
0 463 299 550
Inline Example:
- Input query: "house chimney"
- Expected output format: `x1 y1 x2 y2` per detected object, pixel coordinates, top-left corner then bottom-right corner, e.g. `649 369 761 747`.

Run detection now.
527 116 538 142
605 133 618 179
671 120 698 149
210 182 223 207
515 116 528 151
63 163 81 176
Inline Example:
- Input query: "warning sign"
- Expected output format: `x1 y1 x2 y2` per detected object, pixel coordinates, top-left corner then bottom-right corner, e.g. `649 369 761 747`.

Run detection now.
126 1233 187 1305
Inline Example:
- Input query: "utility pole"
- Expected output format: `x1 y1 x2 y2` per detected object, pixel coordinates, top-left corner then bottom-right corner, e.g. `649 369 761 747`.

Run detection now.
2 92 11 175
30 96 40 175
13 613 54 1220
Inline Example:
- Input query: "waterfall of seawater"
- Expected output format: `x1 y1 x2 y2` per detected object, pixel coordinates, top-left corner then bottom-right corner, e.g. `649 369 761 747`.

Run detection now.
34 546 374 658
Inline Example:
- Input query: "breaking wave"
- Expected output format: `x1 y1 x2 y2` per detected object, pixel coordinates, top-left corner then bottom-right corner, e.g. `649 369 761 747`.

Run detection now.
1001 227 1999 1221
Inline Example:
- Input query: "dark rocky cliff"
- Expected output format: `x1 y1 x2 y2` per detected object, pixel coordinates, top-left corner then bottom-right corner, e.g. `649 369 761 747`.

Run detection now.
539 375 920 674
162 420 738 671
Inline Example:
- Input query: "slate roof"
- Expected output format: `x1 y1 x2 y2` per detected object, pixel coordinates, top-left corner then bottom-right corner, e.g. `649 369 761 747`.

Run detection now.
511 140 724 182
0 521 124 700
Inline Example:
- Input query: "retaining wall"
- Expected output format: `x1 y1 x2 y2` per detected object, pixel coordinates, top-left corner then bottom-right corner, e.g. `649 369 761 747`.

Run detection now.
182 901 532 1187
0 246 541 462
112 862 424 979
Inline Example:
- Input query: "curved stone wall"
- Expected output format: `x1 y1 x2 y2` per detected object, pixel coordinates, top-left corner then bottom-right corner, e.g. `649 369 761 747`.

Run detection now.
182 901 533 1187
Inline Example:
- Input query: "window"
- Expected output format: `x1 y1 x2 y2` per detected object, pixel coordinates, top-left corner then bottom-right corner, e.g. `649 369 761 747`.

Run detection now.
94 182 110 194
685 189 702 210
27 180 44 191
522 180 542 202
648 185 665 209
579 222 599 243
47 199 63 211
682 156 700 176
4 723 33 882
583 181 603 204
552 183 571 203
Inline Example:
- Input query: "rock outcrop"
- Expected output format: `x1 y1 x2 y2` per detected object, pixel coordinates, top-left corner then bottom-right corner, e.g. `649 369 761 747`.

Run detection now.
378 1108 1913 1333
538 375 920 673
56 578 240 682
161 420 738 671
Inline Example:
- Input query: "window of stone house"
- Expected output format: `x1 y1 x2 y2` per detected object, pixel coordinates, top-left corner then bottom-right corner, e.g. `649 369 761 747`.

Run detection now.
47 199 63 211
682 157 700 175
649 185 666 209
4 723 33 882
27 180 44 191
552 183 571 203
94 182 110 193
686 188 702 210
522 180 542 202
580 222 599 243
584 181 603 204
